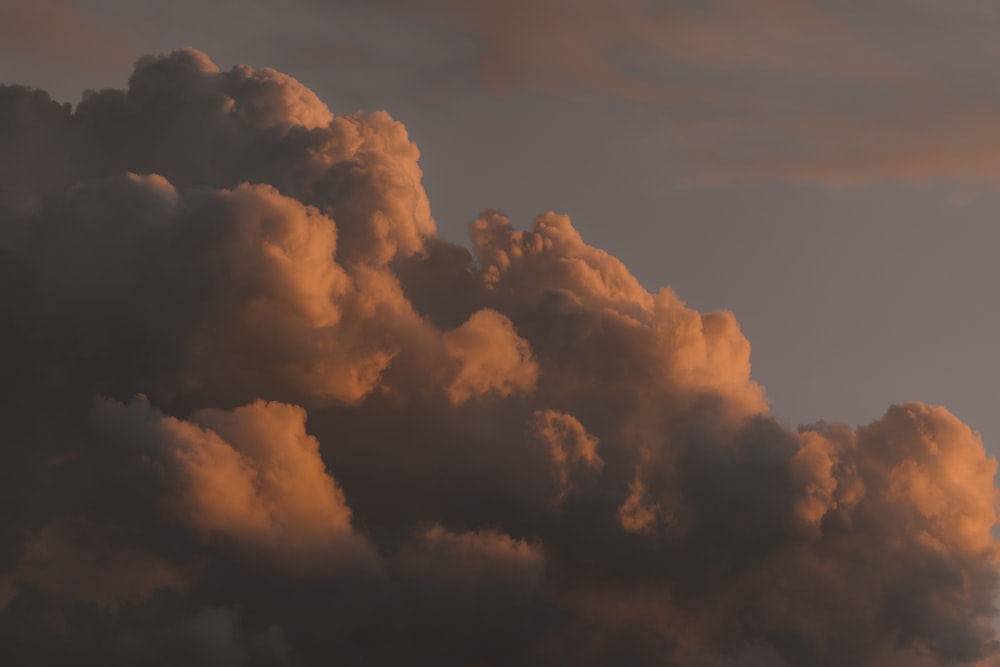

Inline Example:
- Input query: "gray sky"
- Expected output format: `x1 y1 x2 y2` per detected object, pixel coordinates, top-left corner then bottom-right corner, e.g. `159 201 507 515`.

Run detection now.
3 0 998 449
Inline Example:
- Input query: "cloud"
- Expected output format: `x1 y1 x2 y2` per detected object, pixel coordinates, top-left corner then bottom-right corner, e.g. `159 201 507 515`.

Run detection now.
7 1 1000 187
443 308 539 405
530 409 603 500
371 0 906 98
354 0 1000 187
0 48 997 665
663 105 1000 187
0 516 193 611
94 397 379 574
395 524 545 598
617 474 660 534
0 0 133 70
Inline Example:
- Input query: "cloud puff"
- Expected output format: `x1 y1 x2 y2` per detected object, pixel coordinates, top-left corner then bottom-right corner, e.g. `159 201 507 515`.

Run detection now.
0 0 132 70
443 308 539 405
0 516 192 611
95 397 378 574
530 409 603 500
396 524 544 598
0 49 997 666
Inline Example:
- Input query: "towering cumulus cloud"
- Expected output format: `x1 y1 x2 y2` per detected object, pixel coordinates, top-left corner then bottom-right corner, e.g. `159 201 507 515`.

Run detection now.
0 49 996 666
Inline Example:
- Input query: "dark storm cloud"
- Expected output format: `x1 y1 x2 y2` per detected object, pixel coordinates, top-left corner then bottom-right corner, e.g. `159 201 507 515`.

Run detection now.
0 49 997 666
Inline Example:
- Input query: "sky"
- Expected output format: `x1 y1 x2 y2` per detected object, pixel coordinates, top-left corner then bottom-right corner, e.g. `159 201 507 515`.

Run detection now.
2 1 1000 665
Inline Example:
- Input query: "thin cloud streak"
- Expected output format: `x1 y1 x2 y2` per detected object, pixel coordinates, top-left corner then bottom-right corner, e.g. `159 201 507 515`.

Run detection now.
335 0 1000 187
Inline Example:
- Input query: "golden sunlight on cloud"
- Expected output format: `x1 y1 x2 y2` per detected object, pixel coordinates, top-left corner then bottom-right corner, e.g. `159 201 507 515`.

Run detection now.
96 397 378 574
443 308 539 405
531 409 603 501
0 49 997 665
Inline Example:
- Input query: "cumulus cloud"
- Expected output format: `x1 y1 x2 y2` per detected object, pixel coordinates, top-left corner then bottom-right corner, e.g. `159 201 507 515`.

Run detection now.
94 397 379 574
443 308 539 405
395 524 544 598
530 409 603 500
0 49 997 666
0 516 193 611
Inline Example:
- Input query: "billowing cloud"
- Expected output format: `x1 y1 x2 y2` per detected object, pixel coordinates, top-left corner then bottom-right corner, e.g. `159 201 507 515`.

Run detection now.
94 397 379 573
530 409 603 500
443 308 539 405
0 49 997 666
0 516 193 611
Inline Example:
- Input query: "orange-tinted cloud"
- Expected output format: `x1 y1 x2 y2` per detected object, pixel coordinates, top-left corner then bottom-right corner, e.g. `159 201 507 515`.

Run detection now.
0 516 193 611
96 397 379 574
0 49 997 665
443 309 539 404
531 409 603 500
396 524 544 598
